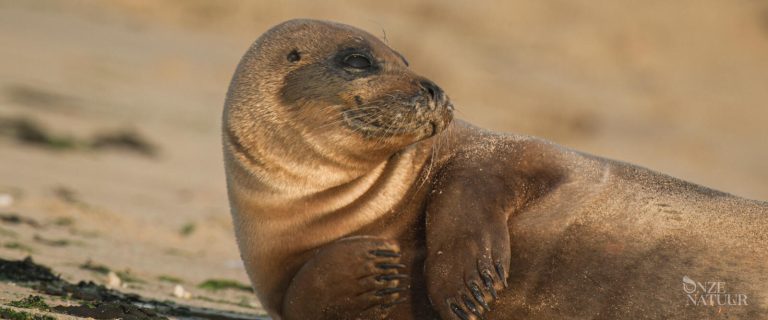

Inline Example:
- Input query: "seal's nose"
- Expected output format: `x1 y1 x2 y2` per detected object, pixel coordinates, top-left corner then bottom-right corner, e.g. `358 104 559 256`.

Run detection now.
419 79 444 103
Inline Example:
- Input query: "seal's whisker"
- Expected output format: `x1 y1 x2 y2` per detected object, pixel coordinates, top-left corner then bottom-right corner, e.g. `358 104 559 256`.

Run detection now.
371 119 391 148
422 137 438 189
313 107 393 132
289 101 337 121
314 112 376 131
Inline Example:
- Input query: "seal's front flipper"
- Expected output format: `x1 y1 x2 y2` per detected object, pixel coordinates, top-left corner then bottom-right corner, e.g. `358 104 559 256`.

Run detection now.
282 236 408 320
424 166 515 320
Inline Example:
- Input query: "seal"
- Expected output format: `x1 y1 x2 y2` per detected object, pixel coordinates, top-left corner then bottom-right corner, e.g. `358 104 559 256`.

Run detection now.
223 19 768 320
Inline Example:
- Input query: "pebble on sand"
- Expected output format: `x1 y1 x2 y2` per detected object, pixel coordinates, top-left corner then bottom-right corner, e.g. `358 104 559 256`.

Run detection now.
0 194 13 207
107 271 122 288
173 284 191 299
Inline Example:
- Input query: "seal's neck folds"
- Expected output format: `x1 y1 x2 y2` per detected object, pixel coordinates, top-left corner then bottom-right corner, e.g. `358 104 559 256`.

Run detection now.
224 128 428 244
223 111 430 215
224 123 394 195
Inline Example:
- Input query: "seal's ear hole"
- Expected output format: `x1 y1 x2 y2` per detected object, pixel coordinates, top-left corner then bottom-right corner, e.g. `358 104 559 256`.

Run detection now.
287 49 301 62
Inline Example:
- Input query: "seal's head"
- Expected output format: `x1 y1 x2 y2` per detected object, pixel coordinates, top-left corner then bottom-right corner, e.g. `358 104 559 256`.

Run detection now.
226 19 452 153
224 19 453 190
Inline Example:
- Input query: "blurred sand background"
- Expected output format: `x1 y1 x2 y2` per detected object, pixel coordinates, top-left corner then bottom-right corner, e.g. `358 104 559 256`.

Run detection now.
0 0 766 318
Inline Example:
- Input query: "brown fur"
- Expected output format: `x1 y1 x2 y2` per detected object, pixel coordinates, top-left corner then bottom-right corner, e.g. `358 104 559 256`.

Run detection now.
223 19 768 319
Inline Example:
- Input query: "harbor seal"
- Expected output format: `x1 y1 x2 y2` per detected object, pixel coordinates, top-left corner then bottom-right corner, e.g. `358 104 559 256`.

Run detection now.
222 19 768 319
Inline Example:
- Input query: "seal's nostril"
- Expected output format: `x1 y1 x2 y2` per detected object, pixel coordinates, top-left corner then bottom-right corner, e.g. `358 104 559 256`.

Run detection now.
419 80 443 102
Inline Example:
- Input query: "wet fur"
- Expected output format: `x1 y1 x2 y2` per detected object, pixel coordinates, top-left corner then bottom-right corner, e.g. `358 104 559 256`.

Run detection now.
223 19 768 319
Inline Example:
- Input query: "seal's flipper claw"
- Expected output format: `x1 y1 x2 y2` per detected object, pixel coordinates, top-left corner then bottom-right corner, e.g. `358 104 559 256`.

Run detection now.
375 274 409 281
463 294 485 319
375 287 407 296
369 249 401 258
494 262 508 288
469 281 490 312
450 302 470 320
480 269 497 300
376 263 406 270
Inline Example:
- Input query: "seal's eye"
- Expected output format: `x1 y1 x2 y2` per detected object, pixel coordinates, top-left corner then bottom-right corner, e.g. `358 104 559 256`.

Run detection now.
343 54 372 69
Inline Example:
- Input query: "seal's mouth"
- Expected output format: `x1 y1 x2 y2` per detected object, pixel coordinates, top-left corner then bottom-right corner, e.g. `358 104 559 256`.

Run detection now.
342 95 453 139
